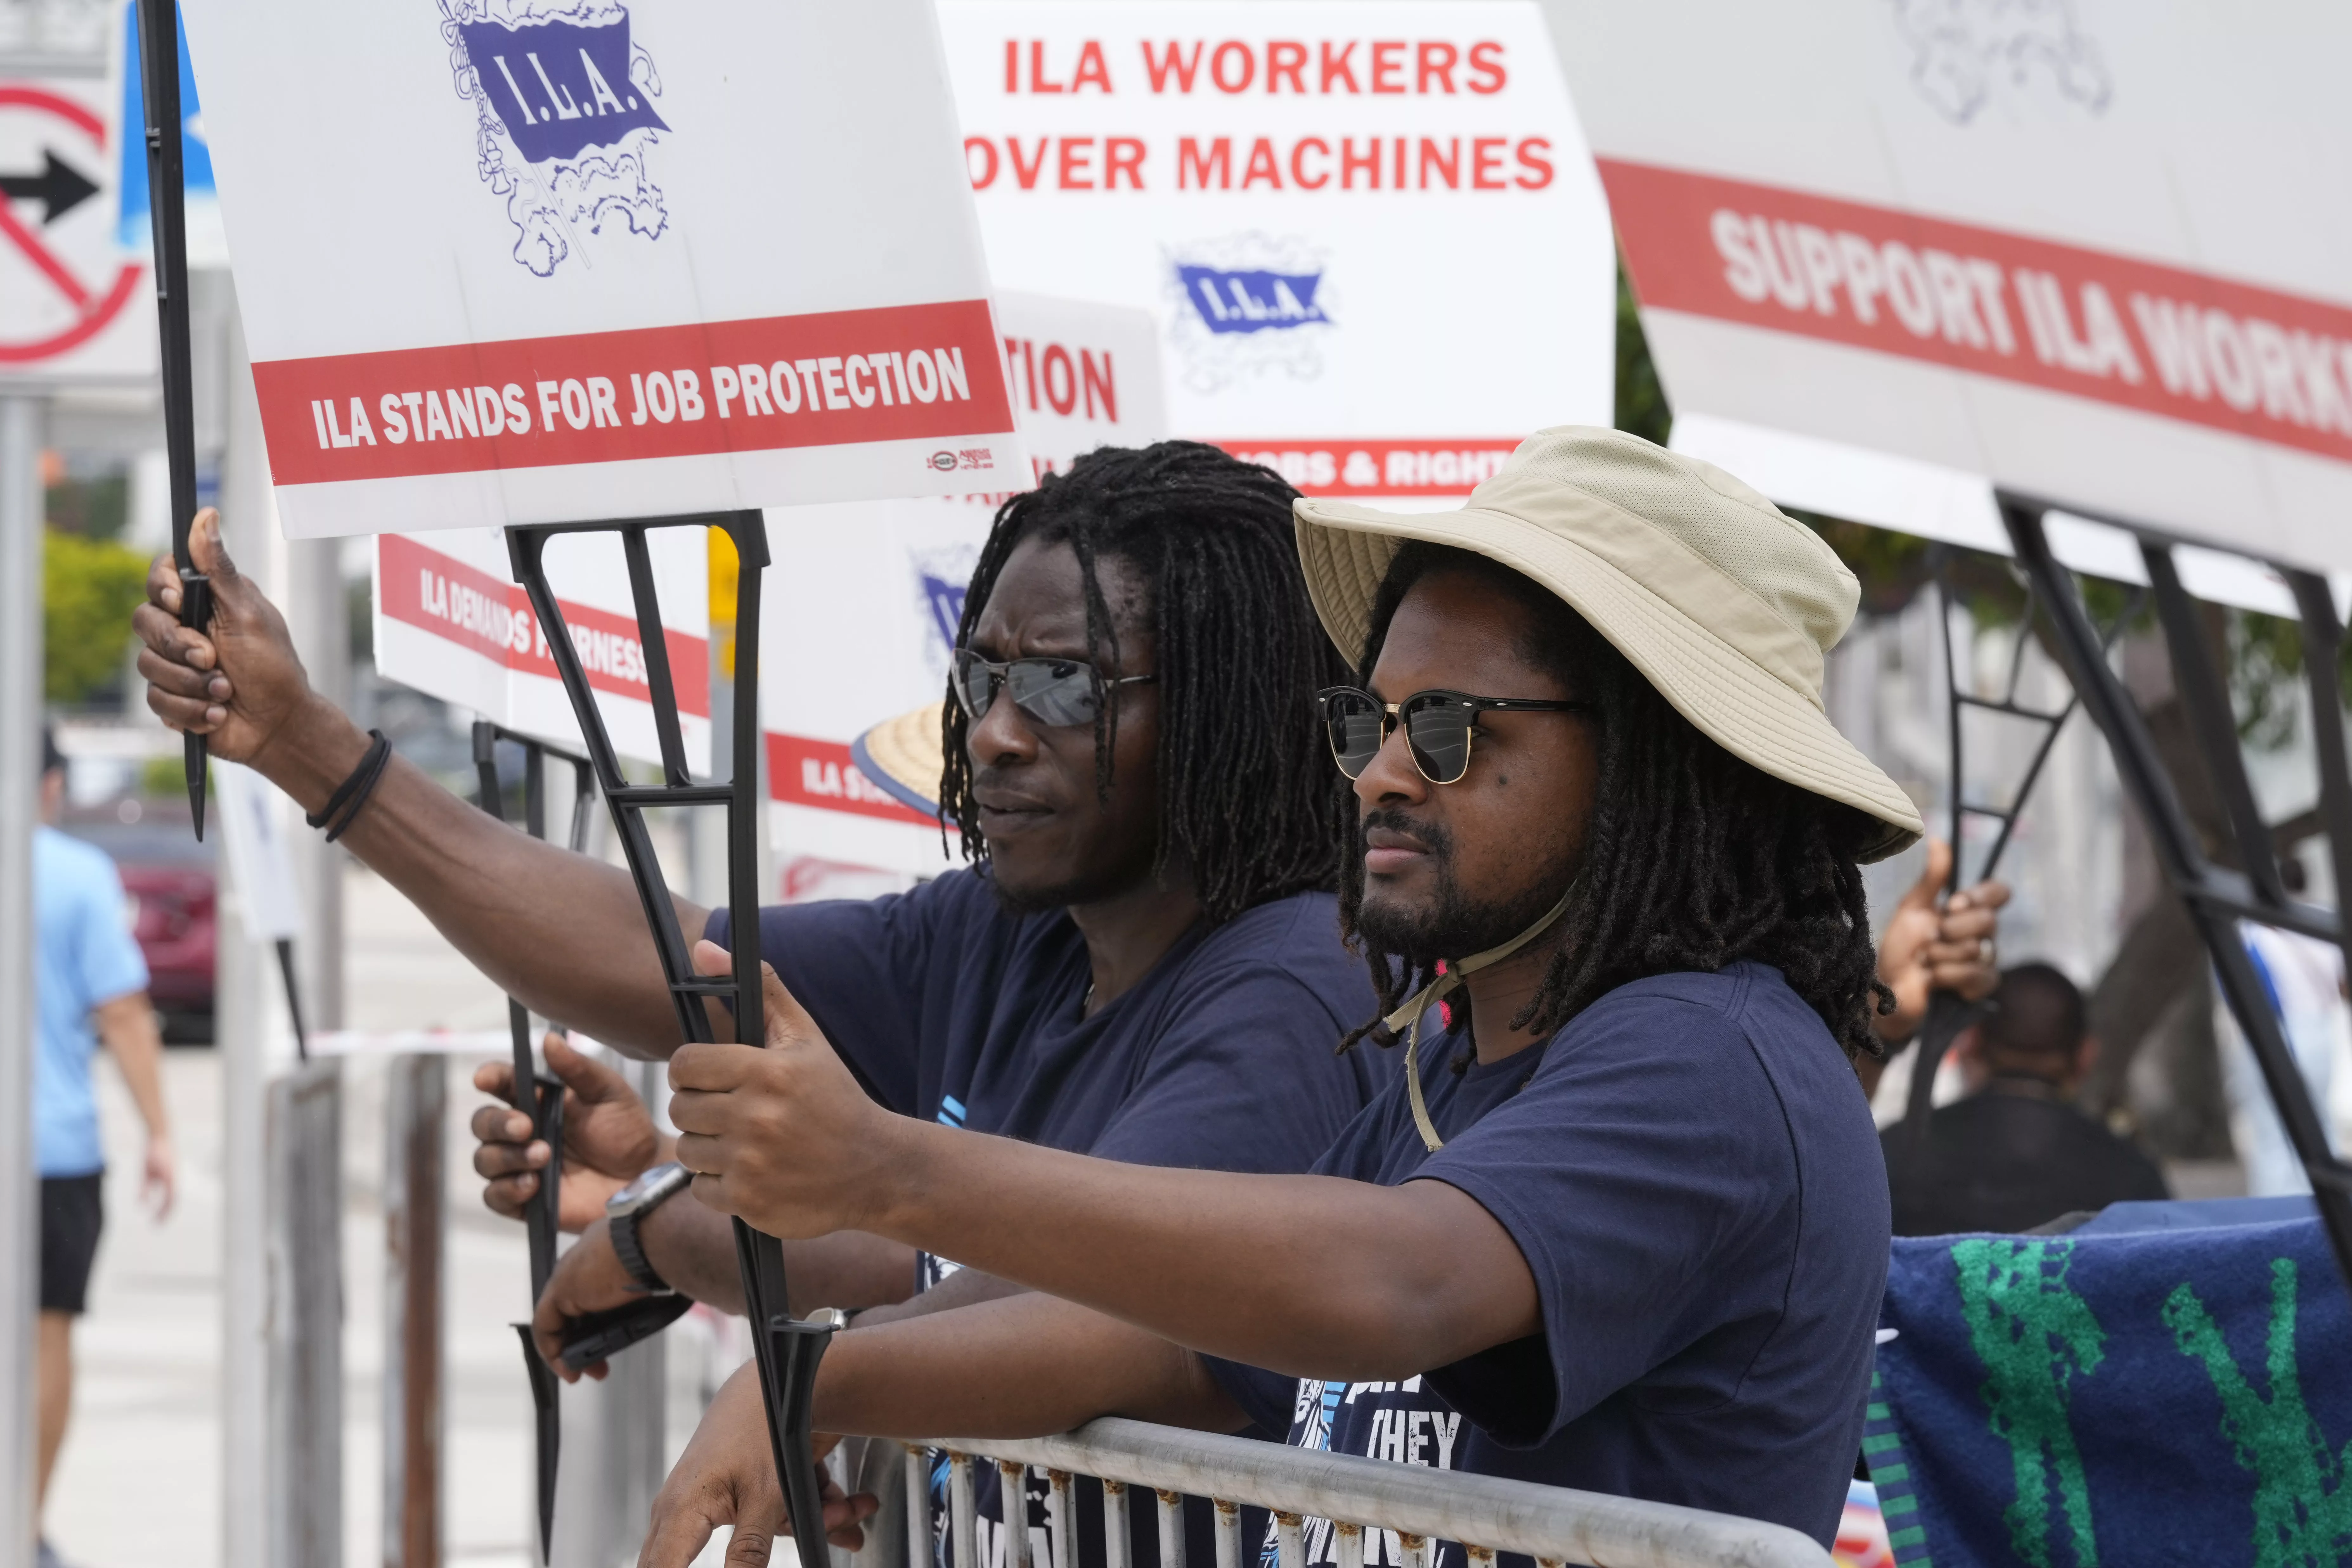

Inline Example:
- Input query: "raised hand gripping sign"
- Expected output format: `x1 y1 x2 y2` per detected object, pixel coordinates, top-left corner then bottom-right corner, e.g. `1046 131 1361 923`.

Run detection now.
176 0 1025 537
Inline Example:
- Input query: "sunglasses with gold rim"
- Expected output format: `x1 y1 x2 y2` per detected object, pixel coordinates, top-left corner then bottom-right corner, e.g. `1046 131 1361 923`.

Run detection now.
1316 685 1594 784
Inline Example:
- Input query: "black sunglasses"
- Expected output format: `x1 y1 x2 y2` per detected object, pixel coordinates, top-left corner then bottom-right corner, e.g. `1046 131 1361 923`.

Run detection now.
953 648 1155 728
1317 686 1593 784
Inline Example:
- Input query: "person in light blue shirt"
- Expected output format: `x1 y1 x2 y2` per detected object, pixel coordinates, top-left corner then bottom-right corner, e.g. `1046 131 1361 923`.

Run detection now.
32 730 173 1568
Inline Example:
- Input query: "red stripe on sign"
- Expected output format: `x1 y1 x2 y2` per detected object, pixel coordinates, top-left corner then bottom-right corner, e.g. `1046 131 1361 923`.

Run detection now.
1212 439 1524 497
253 300 1014 485
1601 158 2352 466
379 533 709 718
766 732 935 827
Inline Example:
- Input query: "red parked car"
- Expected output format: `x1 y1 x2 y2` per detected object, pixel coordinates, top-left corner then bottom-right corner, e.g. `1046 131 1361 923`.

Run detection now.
60 816 217 1044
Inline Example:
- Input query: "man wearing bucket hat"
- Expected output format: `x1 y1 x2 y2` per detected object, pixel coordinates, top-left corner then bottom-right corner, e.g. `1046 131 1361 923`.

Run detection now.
658 427 1924 1549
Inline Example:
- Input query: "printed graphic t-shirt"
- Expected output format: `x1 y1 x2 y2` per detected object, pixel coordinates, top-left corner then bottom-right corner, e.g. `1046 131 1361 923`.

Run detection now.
1209 962 1890 1559
35 826 150 1176
707 868 1382 1568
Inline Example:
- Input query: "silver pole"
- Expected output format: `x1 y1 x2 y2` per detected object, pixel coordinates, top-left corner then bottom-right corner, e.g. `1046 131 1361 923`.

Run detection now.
287 531 346 1030
0 392 48 1568
214 290 270 1568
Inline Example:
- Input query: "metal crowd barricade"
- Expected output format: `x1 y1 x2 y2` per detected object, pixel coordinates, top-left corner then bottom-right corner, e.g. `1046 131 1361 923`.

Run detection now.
902 1419 1833 1568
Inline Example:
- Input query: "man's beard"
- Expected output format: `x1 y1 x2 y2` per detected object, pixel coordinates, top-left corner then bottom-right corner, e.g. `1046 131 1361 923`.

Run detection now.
1352 808 1573 965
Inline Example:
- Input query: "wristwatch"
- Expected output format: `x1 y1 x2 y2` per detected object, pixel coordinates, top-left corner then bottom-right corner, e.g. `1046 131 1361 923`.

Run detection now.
606 1160 693 1293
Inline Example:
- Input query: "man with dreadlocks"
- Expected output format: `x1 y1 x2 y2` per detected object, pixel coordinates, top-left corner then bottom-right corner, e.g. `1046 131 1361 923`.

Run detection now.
657 428 1930 1554
132 441 1378 1563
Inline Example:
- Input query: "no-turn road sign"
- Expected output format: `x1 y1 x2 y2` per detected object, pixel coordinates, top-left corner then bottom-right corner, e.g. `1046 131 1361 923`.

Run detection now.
0 76 153 382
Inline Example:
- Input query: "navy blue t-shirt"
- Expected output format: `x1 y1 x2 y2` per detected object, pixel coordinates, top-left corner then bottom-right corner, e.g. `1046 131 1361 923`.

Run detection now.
706 868 1381 1568
1210 962 1889 1558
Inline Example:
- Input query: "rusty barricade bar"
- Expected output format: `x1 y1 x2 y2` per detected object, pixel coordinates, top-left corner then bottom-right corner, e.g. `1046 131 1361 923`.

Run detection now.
1999 492 2352 1291
910 1420 1832 1568
502 511 837 1568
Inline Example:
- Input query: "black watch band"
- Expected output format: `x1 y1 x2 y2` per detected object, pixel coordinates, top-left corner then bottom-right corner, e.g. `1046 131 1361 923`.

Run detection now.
606 1160 691 1294
609 1206 671 1293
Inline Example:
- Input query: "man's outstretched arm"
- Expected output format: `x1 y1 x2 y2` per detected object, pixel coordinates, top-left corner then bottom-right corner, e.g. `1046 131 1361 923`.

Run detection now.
133 512 710 1056
670 947 1540 1384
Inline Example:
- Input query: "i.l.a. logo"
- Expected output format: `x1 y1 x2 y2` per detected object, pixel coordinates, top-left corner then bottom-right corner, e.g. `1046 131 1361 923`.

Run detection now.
440 0 671 276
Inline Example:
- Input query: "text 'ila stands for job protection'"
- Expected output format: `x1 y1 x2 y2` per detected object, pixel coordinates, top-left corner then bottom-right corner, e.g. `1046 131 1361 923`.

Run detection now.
248 300 1016 486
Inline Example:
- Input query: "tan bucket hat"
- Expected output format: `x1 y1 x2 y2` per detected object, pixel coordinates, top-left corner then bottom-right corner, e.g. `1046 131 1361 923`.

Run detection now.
851 700 947 817
1293 426 1922 862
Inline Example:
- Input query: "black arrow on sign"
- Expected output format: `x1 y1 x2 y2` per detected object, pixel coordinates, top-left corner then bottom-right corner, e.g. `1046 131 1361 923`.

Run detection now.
0 150 100 226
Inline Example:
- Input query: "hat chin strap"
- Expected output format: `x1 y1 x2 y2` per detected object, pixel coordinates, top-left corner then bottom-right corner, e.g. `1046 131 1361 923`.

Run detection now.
1380 881 1577 1153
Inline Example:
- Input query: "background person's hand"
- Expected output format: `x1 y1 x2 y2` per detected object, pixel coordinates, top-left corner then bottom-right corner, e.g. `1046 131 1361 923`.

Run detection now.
142 1132 176 1221
473 1031 663 1232
1875 838 2012 1045
530 1217 651 1381
132 510 320 767
670 944 901 1241
638 1360 870 1568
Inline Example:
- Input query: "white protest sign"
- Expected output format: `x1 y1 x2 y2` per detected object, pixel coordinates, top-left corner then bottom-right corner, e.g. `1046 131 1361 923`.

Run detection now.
940 1 1614 501
1544 0 2352 572
372 523 711 772
212 761 303 942
177 0 1025 538
0 69 153 384
761 291 1165 879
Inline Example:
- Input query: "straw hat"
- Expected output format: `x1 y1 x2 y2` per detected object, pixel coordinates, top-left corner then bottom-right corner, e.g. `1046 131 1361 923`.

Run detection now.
851 700 947 817
1292 426 1922 861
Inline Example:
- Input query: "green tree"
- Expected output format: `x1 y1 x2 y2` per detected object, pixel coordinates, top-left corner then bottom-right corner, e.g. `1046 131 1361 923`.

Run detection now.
1614 262 1671 447
44 528 150 703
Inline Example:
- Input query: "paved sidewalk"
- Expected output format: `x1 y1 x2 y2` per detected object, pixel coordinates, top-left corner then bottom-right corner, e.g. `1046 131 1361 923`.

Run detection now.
39 864 742 1568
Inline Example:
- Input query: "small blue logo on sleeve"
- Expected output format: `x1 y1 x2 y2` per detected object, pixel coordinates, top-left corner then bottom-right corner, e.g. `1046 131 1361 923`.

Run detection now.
1176 266 1329 335
458 12 669 164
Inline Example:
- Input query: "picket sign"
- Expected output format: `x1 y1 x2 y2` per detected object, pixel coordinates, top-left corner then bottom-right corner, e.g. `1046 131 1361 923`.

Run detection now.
177 0 1025 539
371 522 711 772
1545 0 2352 573
761 290 1165 882
940 1 1614 500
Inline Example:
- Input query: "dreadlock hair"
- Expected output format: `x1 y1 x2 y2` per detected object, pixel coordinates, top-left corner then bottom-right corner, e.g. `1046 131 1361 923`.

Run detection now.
1338 542 1894 1061
938 441 1351 925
